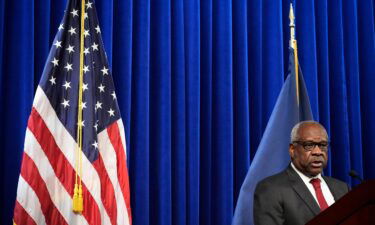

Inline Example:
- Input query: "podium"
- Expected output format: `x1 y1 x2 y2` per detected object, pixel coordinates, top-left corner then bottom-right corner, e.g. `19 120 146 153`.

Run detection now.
306 180 375 225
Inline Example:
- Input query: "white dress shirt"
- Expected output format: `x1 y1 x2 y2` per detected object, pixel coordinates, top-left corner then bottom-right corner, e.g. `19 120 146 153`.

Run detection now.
291 162 335 206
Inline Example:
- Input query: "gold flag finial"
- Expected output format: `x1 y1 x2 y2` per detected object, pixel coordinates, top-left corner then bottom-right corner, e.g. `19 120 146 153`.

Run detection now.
289 3 299 104
289 3 295 47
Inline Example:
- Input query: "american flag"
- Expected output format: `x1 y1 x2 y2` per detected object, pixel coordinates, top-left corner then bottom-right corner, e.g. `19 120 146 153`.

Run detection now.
13 0 132 224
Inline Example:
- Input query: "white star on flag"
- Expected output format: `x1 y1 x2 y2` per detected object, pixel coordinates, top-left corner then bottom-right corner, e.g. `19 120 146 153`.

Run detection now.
66 45 75 54
64 63 73 71
54 40 62 48
71 9 79 17
92 141 98 149
77 120 85 127
95 25 101 33
82 83 89 92
61 99 70 108
108 108 115 117
49 76 56 85
95 101 102 110
68 27 76 35
51 58 59 67
63 81 71 90
92 42 99 51
98 84 105 93
86 1 93 9
83 65 90 73
101 66 108 75
94 121 99 131
84 47 90 55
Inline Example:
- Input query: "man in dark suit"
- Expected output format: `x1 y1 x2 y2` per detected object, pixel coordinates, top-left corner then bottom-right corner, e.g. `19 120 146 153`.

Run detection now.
253 121 349 225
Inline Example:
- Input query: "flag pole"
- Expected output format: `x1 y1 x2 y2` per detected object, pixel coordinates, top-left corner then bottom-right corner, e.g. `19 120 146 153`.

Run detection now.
289 3 299 104
73 0 86 214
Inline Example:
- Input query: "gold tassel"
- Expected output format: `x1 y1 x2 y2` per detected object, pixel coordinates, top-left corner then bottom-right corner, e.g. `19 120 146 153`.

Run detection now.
72 183 83 213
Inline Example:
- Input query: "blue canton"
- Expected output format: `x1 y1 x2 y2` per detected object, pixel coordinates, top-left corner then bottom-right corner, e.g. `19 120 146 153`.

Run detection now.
39 0 121 162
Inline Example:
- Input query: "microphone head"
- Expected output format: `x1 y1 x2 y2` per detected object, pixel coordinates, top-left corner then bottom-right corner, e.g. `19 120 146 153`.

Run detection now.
348 169 363 183
348 170 358 177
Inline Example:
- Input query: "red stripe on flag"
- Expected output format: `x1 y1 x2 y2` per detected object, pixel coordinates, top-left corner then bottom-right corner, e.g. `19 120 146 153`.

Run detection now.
107 122 132 224
92 154 118 225
13 200 37 225
28 108 101 225
20 153 68 225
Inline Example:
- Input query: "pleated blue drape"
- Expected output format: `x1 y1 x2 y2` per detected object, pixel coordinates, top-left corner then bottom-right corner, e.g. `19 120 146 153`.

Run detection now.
0 0 374 224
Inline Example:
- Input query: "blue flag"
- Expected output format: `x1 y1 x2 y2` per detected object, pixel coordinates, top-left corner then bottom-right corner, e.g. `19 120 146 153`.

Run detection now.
232 48 313 225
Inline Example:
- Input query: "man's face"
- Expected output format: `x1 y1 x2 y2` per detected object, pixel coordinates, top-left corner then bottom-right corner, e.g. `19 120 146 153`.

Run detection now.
289 124 328 177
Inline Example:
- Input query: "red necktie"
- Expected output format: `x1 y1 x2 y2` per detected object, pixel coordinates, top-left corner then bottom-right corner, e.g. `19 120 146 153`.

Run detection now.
310 178 329 211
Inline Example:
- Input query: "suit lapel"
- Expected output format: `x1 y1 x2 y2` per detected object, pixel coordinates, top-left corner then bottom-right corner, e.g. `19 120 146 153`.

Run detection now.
322 176 339 201
286 165 321 215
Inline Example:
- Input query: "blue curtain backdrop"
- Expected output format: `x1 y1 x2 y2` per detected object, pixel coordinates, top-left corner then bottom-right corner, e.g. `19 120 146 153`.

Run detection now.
0 0 374 224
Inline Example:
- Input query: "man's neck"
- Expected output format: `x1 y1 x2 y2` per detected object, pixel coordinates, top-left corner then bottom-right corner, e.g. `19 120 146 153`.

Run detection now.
290 162 321 180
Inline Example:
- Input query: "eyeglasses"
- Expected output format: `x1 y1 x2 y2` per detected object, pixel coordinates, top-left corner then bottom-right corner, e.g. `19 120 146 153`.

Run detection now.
292 141 329 152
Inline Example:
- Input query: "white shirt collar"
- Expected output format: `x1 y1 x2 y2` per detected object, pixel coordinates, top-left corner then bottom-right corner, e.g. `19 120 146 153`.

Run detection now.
290 162 323 182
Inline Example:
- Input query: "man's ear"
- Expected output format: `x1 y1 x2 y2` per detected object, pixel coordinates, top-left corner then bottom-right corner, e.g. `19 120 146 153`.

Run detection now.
289 144 294 158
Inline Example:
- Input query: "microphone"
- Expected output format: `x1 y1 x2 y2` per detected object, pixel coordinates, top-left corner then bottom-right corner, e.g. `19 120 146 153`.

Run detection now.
348 170 363 183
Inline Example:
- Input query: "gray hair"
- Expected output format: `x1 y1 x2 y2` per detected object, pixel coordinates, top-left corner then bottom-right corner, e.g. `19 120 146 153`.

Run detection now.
290 120 328 143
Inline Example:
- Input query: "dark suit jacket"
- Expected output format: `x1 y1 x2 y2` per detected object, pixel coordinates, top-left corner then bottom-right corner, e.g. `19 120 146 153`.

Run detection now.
253 164 349 225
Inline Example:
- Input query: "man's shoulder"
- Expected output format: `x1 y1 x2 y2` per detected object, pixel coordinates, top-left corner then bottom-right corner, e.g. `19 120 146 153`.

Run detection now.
323 175 349 189
256 168 290 190
322 175 350 200
323 175 346 185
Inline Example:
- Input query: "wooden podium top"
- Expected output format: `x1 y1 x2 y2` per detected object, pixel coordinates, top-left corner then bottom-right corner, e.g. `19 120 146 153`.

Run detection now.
306 180 375 225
